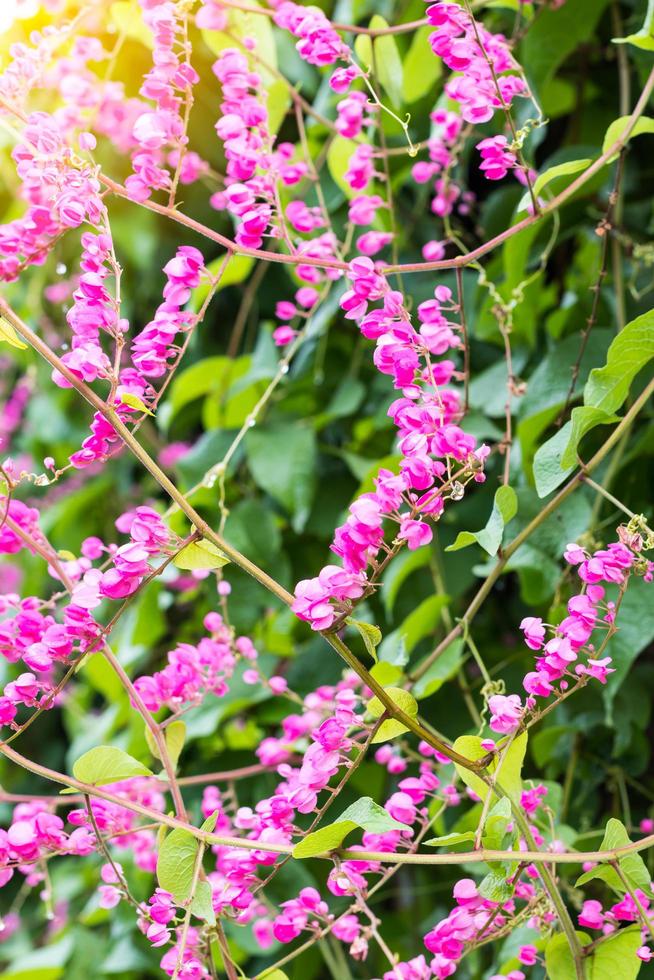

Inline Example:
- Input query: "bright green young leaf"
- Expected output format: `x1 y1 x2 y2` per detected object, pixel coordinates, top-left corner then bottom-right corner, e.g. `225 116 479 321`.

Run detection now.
327 136 368 197
478 869 514 903
544 932 591 980
110 1 153 47
367 686 419 742
173 538 230 571
403 25 442 102
145 720 186 768
293 797 410 858
347 617 382 661
370 661 403 686
188 254 254 313
72 746 152 786
614 0 654 51
447 485 517 555
602 115 654 161
482 797 513 851
424 831 476 848
201 811 219 834
202 0 277 83
190 879 216 925
575 818 651 894
157 828 199 903
545 927 642 980
120 392 154 416
259 970 290 980
453 732 527 803
0 316 28 350
587 927 643 979
584 309 654 413
517 158 591 211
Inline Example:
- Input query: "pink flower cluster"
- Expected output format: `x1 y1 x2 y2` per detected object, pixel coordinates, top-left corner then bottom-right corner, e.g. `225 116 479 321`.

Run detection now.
0 112 102 282
131 245 204 378
293 257 486 630
0 503 171 727
133 611 241 712
487 536 653 736
272 1 347 66
426 2 526 126
210 46 316 253
126 0 204 202
579 895 654 963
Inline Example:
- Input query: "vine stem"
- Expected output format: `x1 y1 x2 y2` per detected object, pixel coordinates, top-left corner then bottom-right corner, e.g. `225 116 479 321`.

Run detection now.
98 61 654 277
0 506 190 820
0 298 487 773
411 373 654 680
6 729 654 869
2 65 649 280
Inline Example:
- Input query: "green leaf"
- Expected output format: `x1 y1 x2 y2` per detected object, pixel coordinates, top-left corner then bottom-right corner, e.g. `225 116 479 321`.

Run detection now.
327 136 369 197
72 746 152 785
403 25 442 103
482 798 513 851
413 639 464 700
202 0 277 84
453 733 527 803
245 423 317 532
614 0 654 51
584 309 654 413
110 0 153 47
190 879 216 925
120 391 154 416
267 79 291 135
559 406 620 469
201 811 219 833
378 594 450 665
367 686 419 742
188 254 254 313
517 158 591 211
173 538 230 570
447 485 517 556
478 869 513 903
259 970 291 980
602 115 654 162
575 818 651 894
369 16 404 107
424 831 476 848
533 423 575 497
545 928 642 980
381 548 431 615
1 936 74 980
0 316 28 350
588 927 643 980
157 828 199 903
544 932 591 980
293 797 410 858
347 618 382 661
145 720 186 768
521 0 611 92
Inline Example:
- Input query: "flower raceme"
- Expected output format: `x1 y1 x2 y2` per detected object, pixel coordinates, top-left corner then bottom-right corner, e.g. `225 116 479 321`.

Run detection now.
0 0 645 979
293 257 487 631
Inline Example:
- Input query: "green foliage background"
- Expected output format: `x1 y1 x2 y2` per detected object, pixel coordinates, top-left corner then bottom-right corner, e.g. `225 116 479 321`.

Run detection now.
2 0 654 976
